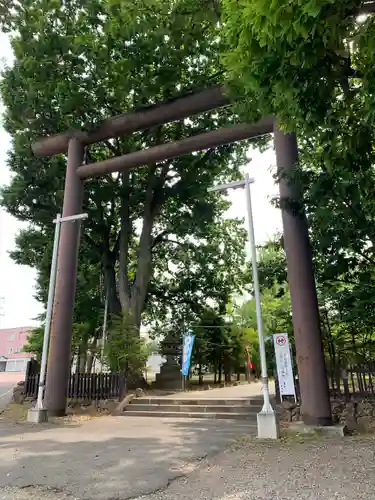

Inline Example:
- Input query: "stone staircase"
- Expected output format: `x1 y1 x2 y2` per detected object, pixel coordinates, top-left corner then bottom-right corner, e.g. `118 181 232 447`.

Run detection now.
122 395 265 421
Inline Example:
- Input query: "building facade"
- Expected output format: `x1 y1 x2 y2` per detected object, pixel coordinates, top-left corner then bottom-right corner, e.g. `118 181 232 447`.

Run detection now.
0 327 33 372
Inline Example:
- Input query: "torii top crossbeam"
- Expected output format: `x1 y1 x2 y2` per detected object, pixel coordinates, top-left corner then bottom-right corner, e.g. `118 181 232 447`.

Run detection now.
32 84 275 179
32 85 231 157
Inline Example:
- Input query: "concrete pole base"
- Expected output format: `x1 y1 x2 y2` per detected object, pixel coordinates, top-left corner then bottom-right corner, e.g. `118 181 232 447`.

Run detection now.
27 407 48 424
257 411 280 440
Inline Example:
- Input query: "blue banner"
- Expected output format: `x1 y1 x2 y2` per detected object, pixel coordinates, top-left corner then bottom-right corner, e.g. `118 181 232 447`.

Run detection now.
181 334 195 377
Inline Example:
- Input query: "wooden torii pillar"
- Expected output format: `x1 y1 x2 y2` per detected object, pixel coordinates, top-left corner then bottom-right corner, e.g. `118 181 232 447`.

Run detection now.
32 86 331 425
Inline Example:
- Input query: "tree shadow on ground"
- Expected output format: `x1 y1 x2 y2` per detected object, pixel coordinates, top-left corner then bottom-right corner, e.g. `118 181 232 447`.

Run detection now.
0 416 255 500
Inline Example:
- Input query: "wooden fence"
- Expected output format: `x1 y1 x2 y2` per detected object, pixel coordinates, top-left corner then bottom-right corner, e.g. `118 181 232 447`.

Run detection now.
25 368 121 401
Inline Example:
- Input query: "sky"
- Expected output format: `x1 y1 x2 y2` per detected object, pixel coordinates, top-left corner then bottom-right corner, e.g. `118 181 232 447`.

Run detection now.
0 34 282 329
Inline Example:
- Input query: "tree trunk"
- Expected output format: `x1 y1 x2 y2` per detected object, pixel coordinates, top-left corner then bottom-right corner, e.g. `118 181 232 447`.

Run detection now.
223 352 231 383
351 329 357 365
245 364 251 383
119 163 170 331
119 370 126 401
129 212 154 329
334 355 341 395
86 337 98 373
322 310 336 389
76 337 88 373
75 355 80 374
118 172 131 312
102 254 121 315
86 354 94 374
323 310 336 370
118 169 156 329
79 351 87 373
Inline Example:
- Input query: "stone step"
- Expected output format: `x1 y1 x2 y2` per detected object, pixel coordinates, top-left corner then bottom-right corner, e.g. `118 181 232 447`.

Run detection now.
133 397 265 407
126 404 261 414
122 409 259 420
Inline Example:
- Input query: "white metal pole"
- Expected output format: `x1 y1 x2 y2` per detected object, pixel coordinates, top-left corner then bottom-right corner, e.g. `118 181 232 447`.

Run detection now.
244 174 273 413
101 292 109 364
208 176 278 437
181 332 185 391
36 213 61 409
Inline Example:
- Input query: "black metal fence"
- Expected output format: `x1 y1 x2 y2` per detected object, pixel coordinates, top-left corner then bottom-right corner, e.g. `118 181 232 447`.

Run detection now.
328 365 375 398
274 365 375 404
25 362 121 401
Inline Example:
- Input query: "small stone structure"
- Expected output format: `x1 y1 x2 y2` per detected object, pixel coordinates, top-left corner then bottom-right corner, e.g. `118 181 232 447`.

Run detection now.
280 397 375 432
280 400 301 423
331 398 375 432
153 334 182 390
11 381 26 404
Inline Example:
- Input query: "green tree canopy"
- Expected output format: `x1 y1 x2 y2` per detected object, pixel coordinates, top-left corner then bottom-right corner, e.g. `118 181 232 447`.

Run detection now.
222 1 375 370
0 0 252 348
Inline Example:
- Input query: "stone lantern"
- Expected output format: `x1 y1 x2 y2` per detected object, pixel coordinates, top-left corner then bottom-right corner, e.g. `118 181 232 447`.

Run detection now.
154 333 182 390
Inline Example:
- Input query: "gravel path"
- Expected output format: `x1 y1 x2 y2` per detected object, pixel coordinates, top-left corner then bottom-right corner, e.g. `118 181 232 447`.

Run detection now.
0 487 71 500
133 435 375 500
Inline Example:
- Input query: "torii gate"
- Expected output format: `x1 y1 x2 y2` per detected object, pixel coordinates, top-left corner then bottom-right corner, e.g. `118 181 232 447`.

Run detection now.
32 85 331 426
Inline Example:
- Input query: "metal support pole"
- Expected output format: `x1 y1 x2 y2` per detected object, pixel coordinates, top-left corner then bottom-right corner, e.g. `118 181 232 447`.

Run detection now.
244 174 273 413
273 124 332 426
208 177 279 438
45 138 85 417
101 293 109 362
181 330 187 392
36 214 61 409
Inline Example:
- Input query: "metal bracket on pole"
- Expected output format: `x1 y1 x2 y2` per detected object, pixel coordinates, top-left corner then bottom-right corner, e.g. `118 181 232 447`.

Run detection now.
207 178 254 193
53 213 88 223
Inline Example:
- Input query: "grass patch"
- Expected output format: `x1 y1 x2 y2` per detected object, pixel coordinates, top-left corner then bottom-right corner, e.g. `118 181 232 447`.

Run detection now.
0 403 30 423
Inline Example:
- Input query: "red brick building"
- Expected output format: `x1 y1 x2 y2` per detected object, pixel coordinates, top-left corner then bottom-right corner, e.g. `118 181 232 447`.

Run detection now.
0 327 33 372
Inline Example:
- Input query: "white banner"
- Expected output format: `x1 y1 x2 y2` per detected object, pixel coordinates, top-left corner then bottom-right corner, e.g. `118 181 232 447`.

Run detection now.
273 333 296 399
